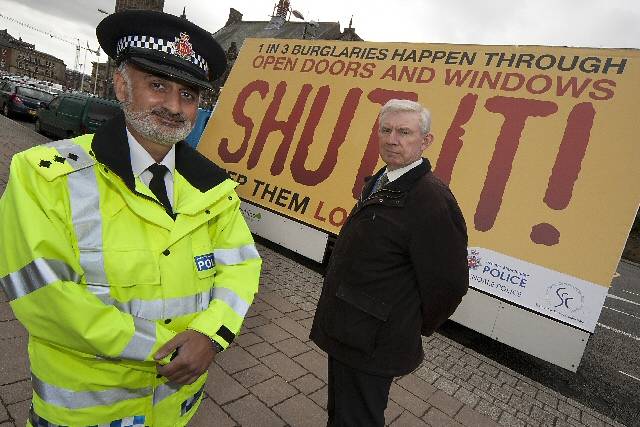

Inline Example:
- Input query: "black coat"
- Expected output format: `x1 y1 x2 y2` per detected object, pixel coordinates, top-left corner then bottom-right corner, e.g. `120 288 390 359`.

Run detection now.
310 159 469 376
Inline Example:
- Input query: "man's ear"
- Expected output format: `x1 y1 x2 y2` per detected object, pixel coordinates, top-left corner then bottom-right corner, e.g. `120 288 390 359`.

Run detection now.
113 70 127 103
422 133 434 150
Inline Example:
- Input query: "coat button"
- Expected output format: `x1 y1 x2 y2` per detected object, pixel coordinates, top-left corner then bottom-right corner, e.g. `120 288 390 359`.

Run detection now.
156 374 162 378
164 319 172 324
162 249 170 256
205 209 210 214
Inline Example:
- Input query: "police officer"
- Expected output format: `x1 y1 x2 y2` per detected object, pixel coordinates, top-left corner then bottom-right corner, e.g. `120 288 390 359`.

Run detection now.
0 10 261 427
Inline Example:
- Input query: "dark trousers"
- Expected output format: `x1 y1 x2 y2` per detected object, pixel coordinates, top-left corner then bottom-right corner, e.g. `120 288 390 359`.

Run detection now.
326 356 393 427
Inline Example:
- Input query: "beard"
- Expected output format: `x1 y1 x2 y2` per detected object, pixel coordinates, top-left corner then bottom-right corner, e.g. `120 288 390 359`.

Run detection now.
122 101 194 147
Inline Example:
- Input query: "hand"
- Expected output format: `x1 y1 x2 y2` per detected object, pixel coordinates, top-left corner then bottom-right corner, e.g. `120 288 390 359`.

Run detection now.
154 330 219 385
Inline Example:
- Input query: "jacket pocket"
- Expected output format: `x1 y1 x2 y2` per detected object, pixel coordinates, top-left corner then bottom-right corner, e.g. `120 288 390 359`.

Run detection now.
102 249 161 287
324 285 392 356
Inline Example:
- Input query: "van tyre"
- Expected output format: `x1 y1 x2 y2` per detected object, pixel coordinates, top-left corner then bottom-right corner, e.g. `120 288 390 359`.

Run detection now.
35 119 43 135
2 104 8 117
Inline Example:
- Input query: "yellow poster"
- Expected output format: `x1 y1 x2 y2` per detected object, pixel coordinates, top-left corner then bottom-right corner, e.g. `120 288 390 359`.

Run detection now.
199 38 640 330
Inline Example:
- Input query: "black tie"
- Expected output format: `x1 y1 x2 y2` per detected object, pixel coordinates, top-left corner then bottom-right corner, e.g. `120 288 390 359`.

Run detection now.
148 164 172 214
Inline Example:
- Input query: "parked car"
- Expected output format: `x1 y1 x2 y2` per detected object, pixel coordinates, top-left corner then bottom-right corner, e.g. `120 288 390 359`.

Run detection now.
36 93 121 139
0 80 55 120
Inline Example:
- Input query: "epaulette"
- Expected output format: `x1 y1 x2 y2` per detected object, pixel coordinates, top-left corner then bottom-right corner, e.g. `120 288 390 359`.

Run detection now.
23 138 95 182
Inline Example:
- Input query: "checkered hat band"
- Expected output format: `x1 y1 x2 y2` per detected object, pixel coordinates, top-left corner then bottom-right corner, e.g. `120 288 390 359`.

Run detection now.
116 35 209 73
30 406 145 427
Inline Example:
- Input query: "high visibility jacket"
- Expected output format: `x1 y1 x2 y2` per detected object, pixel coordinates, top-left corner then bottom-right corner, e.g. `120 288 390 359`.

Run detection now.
0 117 261 426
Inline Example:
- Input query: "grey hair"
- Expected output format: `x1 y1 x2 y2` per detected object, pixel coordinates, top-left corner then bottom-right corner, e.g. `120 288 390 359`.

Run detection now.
379 99 431 135
115 60 133 99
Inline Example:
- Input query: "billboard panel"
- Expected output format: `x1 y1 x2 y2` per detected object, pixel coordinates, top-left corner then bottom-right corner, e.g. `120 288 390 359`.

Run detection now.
199 38 640 332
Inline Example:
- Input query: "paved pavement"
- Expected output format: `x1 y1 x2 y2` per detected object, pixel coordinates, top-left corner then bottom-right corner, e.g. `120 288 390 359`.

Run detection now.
0 116 628 426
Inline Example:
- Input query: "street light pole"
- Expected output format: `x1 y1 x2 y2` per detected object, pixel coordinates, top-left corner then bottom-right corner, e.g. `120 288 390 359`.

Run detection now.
80 44 88 92
97 8 110 98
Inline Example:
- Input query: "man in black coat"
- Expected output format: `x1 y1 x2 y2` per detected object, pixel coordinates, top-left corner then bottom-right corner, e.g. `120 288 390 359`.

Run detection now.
310 99 469 426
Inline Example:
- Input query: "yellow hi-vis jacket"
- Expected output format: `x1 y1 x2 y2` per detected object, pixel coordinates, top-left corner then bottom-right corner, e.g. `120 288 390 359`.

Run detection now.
0 121 261 426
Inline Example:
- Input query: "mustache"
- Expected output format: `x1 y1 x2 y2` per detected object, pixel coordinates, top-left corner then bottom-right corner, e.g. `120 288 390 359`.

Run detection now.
151 107 186 123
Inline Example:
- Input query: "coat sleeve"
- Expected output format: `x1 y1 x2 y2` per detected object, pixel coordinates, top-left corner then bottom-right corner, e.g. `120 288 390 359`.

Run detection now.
0 153 176 370
410 183 469 336
187 190 261 350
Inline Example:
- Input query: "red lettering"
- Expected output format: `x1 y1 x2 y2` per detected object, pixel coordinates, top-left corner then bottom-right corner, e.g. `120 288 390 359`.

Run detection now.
218 80 269 163
544 102 595 210
590 79 615 101
434 93 478 184
314 201 327 221
291 87 363 185
329 207 348 227
380 65 398 80
475 97 558 232
398 66 417 81
531 102 595 245
525 75 553 95
556 76 592 98
444 69 474 86
499 73 525 91
416 67 435 83
248 81 311 174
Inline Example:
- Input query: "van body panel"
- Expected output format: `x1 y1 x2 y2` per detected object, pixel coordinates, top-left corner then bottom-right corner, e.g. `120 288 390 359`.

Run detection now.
37 94 121 138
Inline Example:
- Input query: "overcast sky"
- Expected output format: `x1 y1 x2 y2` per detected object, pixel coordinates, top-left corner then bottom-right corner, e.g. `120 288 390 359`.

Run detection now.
0 0 638 71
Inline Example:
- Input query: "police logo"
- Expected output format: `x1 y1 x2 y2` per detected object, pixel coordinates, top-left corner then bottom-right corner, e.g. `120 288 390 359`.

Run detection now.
467 249 482 270
172 32 194 60
194 253 215 272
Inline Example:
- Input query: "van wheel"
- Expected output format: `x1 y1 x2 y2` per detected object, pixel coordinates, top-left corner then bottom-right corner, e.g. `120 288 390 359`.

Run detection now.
2 104 9 117
35 119 43 135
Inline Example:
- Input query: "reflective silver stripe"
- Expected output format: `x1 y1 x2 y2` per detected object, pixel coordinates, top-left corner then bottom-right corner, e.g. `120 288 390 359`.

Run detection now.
47 139 95 171
31 372 151 409
67 160 107 285
164 290 212 318
153 381 181 405
68 167 105 284
214 244 260 266
119 317 157 361
212 287 249 317
0 258 80 301
86 286 213 320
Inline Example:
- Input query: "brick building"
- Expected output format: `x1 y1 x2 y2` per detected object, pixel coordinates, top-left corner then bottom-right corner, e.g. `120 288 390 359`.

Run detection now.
0 29 66 85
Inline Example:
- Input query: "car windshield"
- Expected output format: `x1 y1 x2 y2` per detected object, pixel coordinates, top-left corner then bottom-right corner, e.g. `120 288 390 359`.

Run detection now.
16 86 55 102
87 102 121 122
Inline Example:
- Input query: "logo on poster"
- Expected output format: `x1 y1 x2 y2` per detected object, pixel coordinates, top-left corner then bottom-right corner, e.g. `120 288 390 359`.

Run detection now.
240 206 262 224
467 249 482 270
541 282 584 317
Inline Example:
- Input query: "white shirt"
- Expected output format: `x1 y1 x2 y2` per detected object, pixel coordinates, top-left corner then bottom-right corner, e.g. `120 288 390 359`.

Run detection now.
384 158 424 183
126 128 176 209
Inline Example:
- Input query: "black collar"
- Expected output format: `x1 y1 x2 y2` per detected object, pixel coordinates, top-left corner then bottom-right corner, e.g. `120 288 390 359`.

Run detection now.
91 111 228 193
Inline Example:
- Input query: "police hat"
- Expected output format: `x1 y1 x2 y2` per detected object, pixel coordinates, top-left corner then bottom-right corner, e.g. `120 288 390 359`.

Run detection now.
96 10 226 90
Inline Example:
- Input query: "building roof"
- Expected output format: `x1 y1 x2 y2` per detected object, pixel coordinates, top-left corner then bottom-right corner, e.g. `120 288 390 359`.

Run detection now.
212 14 362 53
0 29 65 64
